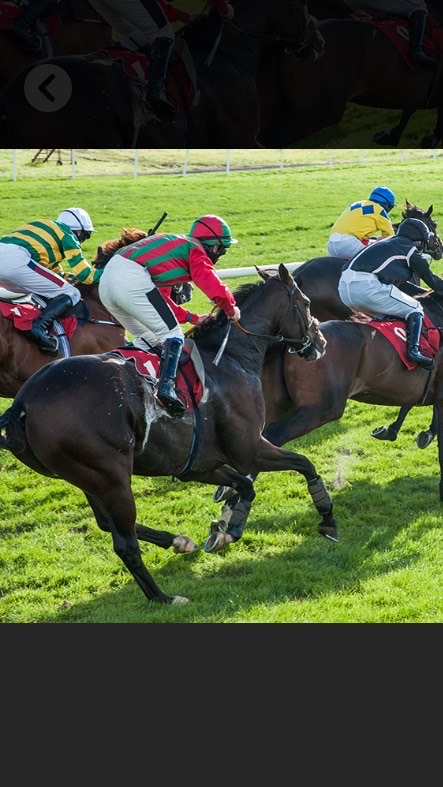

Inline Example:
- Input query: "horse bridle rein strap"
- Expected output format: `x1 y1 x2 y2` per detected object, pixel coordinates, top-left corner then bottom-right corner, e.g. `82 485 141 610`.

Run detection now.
232 282 316 355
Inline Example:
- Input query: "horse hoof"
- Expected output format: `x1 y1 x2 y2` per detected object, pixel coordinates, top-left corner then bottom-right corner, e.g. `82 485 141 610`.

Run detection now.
317 523 338 542
372 130 398 147
371 426 397 441
213 485 235 503
203 520 234 553
416 430 435 449
171 595 189 605
172 536 199 554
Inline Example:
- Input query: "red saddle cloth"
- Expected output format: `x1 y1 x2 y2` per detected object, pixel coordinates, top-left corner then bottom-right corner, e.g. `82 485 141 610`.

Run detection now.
0 300 77 340
112 346 204 411
367 313 441 370
369 14 443 71
0 2 61 36
98 45 195 115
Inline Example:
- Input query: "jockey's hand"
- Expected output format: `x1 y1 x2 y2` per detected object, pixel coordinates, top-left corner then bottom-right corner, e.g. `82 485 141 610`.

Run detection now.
65 273 78 284
228 306 241 322
191 312 216 326
210 0 234 21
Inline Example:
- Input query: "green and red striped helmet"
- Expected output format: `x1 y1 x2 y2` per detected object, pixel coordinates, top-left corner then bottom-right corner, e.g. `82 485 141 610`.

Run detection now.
189 215 238 248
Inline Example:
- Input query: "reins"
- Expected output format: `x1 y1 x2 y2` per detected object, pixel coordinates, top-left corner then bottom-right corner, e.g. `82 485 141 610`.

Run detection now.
230 279 318 357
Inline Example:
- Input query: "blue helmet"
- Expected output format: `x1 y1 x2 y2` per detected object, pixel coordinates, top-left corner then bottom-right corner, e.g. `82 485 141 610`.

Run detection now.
369 186 396 212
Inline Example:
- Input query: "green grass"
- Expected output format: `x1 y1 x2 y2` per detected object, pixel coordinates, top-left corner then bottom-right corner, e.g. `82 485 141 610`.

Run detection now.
1 151 443 623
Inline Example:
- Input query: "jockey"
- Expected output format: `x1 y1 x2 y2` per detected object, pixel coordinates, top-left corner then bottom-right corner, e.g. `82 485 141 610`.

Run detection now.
344 1 437 67
98 214 241 416
327 186 396 260
87 0 234 121
0 207 101 356
338 217 443 369
8 0 60 54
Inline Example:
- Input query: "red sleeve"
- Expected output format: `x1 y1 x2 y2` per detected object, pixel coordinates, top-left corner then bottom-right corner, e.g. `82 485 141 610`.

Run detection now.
158 287 191 323
207 0 231 17
158 0 191 23
188 245 237 317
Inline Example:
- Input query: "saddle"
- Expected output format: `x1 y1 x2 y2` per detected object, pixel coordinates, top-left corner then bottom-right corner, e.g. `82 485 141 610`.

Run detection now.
109 340 205 413
0 1 61 56
368 14 443 71
0 294 78 356
367 313 441 370
96 37 196 117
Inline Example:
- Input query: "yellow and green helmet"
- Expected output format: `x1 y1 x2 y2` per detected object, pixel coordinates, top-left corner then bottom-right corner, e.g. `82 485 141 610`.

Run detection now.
189 214 238 248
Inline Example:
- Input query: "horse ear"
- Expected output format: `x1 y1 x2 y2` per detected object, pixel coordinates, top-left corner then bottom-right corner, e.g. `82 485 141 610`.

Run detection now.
257 266 272 281
427 205 433 216
278 263 294 286
405 199 411 208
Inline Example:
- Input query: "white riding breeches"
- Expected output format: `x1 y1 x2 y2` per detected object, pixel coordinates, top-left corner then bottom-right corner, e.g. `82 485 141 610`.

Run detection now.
338 269 423 319
327 233 367 260
88 0 174 49
345 1 427 18
98 254 183 349
0 242 80 303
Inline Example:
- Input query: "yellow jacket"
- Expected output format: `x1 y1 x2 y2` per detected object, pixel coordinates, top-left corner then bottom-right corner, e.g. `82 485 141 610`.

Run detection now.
330 200 395 240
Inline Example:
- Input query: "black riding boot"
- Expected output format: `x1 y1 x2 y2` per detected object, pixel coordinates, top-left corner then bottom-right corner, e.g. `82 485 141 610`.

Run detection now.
157 338 185 416
409 10 437 68
145 37 175 122
9 0 52 54
406 312 434 370
28 293 73 356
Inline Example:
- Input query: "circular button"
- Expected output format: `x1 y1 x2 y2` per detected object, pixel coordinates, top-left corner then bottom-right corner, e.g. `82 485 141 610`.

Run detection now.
24 64 72 112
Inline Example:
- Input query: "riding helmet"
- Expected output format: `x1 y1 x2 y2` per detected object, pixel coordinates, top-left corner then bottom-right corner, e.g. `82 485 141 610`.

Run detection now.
189 215 238 248
396 218 432 245
368 186 396 212
56 208 96 232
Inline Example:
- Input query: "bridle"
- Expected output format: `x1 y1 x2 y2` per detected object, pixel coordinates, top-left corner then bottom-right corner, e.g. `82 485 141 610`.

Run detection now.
233 277 322 358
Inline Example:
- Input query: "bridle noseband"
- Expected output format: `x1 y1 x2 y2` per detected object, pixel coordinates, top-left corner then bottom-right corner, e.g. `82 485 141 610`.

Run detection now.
233 278 321 358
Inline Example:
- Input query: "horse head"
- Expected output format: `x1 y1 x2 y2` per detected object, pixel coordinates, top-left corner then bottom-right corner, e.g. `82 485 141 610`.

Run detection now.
404 200 443 261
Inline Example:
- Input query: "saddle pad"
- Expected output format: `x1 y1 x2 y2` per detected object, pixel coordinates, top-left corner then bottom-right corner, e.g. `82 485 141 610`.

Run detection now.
111 345 204 410
0 300 77 340
367 313 441 370
369 15 443 71
98 45 195 114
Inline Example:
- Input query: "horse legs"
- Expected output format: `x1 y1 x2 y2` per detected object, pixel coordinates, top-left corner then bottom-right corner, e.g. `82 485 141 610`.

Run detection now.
371 405 437 448
84 492 189 605
373 109 415 147
211 448 337 545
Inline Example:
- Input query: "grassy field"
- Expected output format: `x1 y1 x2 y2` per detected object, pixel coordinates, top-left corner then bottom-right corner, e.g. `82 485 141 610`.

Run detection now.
1 151 443 623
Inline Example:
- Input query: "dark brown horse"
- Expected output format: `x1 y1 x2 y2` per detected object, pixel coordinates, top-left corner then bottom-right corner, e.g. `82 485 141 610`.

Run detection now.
291 201 443 447
0 0 112 92
0 265 329 605
0 280 125 398
207 286 443 552
0 0 324 147
257 2 443 147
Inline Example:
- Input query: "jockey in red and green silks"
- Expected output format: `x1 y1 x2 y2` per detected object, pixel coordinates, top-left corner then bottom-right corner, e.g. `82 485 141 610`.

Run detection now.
87 0 235 120
98 214 241 416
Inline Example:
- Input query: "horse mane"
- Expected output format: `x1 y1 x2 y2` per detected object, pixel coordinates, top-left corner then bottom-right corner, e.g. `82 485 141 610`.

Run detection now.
93 227 148 269
190 280 265 339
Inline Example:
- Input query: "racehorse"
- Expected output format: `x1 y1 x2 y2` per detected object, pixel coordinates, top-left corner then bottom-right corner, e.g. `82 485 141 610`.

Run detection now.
257 2 443 148
291 201 443 446
0 0 324 147
0 280 125 398
0 265 329 605
0 0 112 92
208 286 443 552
